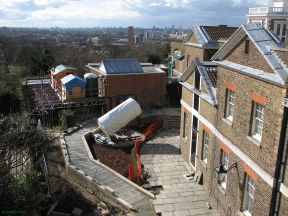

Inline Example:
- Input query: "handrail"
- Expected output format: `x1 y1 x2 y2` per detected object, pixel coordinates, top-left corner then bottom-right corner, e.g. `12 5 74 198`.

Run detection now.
249 7 288 14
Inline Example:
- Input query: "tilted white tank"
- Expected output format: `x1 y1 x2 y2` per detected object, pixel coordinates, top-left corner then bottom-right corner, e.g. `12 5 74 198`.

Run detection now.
97 98 141 141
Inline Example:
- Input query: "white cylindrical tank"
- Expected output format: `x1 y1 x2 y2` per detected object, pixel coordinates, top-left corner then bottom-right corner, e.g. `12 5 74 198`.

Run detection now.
97 98 141 139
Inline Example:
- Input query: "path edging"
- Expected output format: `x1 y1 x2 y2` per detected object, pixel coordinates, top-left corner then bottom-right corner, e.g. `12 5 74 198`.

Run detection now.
59 135 134 211
82 131 155 199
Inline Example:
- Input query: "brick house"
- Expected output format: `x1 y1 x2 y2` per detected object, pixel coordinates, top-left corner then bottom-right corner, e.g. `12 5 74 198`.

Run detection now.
85 59 166 108
171 25 237 76
179 23 288 215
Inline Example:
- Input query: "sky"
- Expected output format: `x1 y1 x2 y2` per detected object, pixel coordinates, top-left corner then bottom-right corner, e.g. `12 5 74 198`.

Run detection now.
0 0 273 28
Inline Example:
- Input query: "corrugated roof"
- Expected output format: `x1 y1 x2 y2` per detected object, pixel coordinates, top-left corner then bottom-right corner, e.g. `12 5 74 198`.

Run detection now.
206 67 218 88
52 65 79 75
61 74 85 90
100 59 143 74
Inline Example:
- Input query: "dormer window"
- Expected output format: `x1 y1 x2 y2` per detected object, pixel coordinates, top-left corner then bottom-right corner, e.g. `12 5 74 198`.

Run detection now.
245 40 250 54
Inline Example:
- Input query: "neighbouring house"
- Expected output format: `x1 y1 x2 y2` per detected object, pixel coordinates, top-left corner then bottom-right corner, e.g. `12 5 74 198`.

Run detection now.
60 74 86 101
85 58 166 108
247 0 288 43
50 65 79 92
170 25 238 76
179 23 288 216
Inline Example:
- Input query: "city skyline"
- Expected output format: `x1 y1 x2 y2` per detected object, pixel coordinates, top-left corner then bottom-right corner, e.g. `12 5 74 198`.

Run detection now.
0 0 272 28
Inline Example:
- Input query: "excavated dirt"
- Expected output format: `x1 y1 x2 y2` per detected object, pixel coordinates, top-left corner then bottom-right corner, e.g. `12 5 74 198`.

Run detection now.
92 143 132 177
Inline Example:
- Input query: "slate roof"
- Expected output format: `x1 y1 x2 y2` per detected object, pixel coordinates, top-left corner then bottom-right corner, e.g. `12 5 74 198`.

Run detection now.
206 67 218 88
179 58 218 106
52 65 79 75
212 23 288 86
201 25 238 41
100 58 143 74
184 25 238 48
61 74 85 90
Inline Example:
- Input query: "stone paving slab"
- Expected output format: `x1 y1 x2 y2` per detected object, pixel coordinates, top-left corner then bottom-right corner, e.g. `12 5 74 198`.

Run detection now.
140 130 220 216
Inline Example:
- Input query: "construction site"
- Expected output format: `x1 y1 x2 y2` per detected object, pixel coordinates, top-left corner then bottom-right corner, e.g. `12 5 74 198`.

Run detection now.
24 65 110 127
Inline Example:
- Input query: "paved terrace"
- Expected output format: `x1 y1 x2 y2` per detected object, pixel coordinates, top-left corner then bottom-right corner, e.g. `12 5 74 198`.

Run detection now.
141 130 220 216
64 119 153 215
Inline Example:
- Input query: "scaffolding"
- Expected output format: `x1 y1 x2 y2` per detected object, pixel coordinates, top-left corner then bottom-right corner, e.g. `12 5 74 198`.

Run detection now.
25 78 110 126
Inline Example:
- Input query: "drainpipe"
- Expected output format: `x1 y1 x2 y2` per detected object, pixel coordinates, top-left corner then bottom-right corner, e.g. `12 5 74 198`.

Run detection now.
270 98 288 216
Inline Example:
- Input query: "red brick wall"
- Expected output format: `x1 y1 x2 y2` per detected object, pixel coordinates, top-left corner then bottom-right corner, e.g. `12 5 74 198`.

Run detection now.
104 73 166 108
225 36 274 73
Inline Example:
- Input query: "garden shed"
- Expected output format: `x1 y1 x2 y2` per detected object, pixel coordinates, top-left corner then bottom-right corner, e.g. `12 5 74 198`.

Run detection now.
60 74 86 101
50 65 79 91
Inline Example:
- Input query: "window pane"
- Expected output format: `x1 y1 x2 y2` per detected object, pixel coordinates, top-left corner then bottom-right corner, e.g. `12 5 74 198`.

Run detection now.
253 102 265 140
219 151 229 189
203 132 209 162
244 175 255 214
226 89 235 121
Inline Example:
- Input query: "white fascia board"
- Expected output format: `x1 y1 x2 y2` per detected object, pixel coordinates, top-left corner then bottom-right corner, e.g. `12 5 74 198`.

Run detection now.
181 99 275 189
184 42 204 48
215 60 285 87
280 184 288 198
180 82 216 106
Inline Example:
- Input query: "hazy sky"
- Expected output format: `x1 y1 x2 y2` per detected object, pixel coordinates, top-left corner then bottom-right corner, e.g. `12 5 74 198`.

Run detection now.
0 0 272 28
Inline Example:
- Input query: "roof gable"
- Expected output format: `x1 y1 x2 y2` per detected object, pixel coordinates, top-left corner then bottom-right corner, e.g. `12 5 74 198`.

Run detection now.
100 59 143 74
201 26 238 41
179 58 218 106
61 74 85 89
212 23 288 84
183 25 238 48
52 65 78 75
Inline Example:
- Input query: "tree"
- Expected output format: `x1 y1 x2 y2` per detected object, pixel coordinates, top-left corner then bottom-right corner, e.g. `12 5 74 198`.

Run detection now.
0 115 52 210
0 115 51 168
30 47 54 76
147 54 161 64
0 84 21 115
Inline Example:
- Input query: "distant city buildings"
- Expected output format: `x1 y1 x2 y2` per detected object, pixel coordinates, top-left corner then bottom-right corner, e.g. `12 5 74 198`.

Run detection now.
127 26 134 45
134 34 144 44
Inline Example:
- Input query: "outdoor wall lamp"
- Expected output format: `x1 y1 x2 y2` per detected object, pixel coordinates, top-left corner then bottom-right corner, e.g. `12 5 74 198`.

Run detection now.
214 162 237 182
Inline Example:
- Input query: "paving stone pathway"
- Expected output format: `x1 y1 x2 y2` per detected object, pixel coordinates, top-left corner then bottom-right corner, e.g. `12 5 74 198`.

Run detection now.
64 119 153 215
140 130 220 216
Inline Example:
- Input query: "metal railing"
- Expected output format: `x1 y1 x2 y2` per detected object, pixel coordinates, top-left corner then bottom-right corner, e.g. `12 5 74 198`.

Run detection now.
249 7 288 14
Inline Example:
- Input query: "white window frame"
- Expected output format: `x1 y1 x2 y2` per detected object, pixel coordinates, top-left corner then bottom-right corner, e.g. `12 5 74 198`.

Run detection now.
251 102 265 142
202 132 209 164
243 175 255 216
183 112 188 141
219 151 229 190
251 20 263 26
225 89 235 122
274 21 288 42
